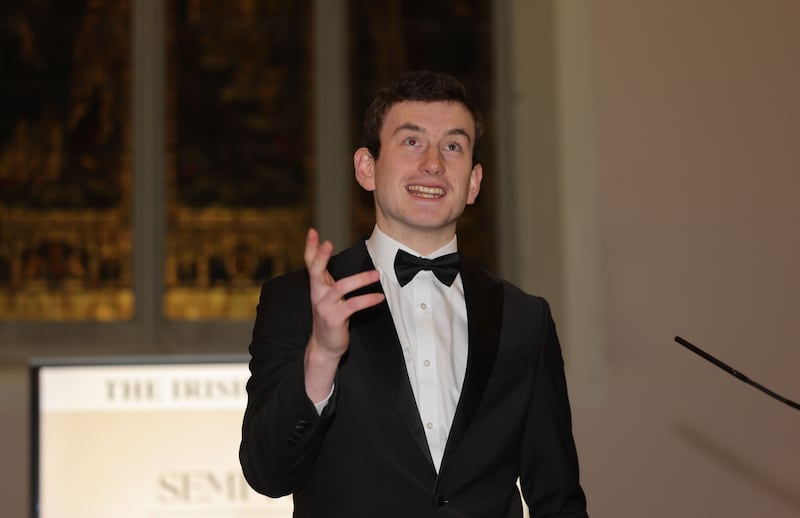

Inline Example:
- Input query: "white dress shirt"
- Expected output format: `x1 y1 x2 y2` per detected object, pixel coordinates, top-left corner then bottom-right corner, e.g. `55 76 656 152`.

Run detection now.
365 226 469 472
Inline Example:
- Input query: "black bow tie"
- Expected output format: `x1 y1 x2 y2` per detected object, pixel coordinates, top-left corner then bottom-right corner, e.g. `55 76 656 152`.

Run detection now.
394 249 461 287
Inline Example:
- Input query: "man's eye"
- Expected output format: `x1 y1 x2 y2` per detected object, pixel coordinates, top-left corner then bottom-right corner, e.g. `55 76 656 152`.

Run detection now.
446 143 462 152
404 137 418 146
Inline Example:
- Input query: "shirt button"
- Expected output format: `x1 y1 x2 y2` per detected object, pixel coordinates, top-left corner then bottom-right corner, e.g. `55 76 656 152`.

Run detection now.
423 359 431 367
420 302 428 310
426 422 434 430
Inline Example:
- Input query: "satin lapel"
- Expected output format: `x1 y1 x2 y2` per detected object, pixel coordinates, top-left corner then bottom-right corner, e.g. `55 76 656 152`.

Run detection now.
329 243 436 471
441 260 504 470
351 300 436 470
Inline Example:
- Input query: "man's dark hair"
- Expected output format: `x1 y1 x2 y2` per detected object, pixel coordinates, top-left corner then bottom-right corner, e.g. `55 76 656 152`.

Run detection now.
362 71 484 166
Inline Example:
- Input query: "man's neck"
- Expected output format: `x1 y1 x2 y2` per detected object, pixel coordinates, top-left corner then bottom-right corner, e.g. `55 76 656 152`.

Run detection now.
373 222 457 256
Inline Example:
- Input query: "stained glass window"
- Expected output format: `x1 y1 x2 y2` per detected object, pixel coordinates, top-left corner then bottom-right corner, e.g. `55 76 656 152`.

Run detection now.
164 0 313 320
1 0 495 325
0 0 133 321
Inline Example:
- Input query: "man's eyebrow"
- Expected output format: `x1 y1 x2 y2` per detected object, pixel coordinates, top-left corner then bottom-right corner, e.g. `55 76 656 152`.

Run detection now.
392 123 472 143
392 123 424 136
445 128 472 144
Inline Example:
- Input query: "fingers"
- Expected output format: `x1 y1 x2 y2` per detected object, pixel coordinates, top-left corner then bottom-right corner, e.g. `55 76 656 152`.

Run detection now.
329 269 381 299
302 229 385 359
305 228 334 278
303 228 319 266
305 229 336 305
311 286 384 357
316 269 382 314
304 227 383 309
342 291 386 314
304 228 384 304
315 289 384 330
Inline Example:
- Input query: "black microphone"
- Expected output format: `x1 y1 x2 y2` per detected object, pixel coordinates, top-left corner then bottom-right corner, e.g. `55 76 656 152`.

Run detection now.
674 336 800 411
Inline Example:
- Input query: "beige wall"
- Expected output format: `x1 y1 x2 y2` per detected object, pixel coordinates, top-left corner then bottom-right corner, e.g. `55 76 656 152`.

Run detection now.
572 1 800 516
505 0 799 516
2 1 799 517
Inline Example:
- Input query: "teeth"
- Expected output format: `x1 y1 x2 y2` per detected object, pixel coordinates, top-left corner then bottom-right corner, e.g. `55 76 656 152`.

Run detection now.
407 185 445 198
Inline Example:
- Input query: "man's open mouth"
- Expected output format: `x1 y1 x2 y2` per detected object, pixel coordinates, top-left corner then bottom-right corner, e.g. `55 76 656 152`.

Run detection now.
407 185 445 198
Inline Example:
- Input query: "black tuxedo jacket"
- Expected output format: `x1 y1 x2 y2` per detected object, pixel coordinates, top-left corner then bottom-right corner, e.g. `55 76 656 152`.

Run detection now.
240 241 587 517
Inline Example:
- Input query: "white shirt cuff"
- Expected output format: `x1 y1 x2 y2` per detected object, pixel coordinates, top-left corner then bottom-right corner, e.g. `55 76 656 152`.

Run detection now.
312 383 335 415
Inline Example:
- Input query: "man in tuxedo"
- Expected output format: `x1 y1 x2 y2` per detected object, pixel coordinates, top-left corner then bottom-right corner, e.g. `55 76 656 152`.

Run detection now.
240 71 588 517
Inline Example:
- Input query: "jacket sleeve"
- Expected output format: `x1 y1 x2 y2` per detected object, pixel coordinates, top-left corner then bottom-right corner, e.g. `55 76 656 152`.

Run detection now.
239 270 337 498
520 298 589 517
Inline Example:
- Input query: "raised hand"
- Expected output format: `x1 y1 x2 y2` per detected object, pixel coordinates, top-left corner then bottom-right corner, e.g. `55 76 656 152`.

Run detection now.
303 228 384 402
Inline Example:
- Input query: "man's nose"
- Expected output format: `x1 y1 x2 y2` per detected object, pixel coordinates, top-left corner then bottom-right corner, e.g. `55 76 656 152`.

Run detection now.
420 148 444 175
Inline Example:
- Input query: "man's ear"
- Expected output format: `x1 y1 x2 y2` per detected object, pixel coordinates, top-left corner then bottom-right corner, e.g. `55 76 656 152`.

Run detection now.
466 163 483 205
354 147 376 191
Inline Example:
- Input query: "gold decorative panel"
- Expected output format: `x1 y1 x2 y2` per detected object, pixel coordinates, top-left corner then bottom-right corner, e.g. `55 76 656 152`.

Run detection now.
165 0 313 320
0 0 133 321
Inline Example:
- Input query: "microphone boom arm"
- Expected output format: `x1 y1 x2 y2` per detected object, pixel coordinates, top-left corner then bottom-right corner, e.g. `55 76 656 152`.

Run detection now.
674 336 800 411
